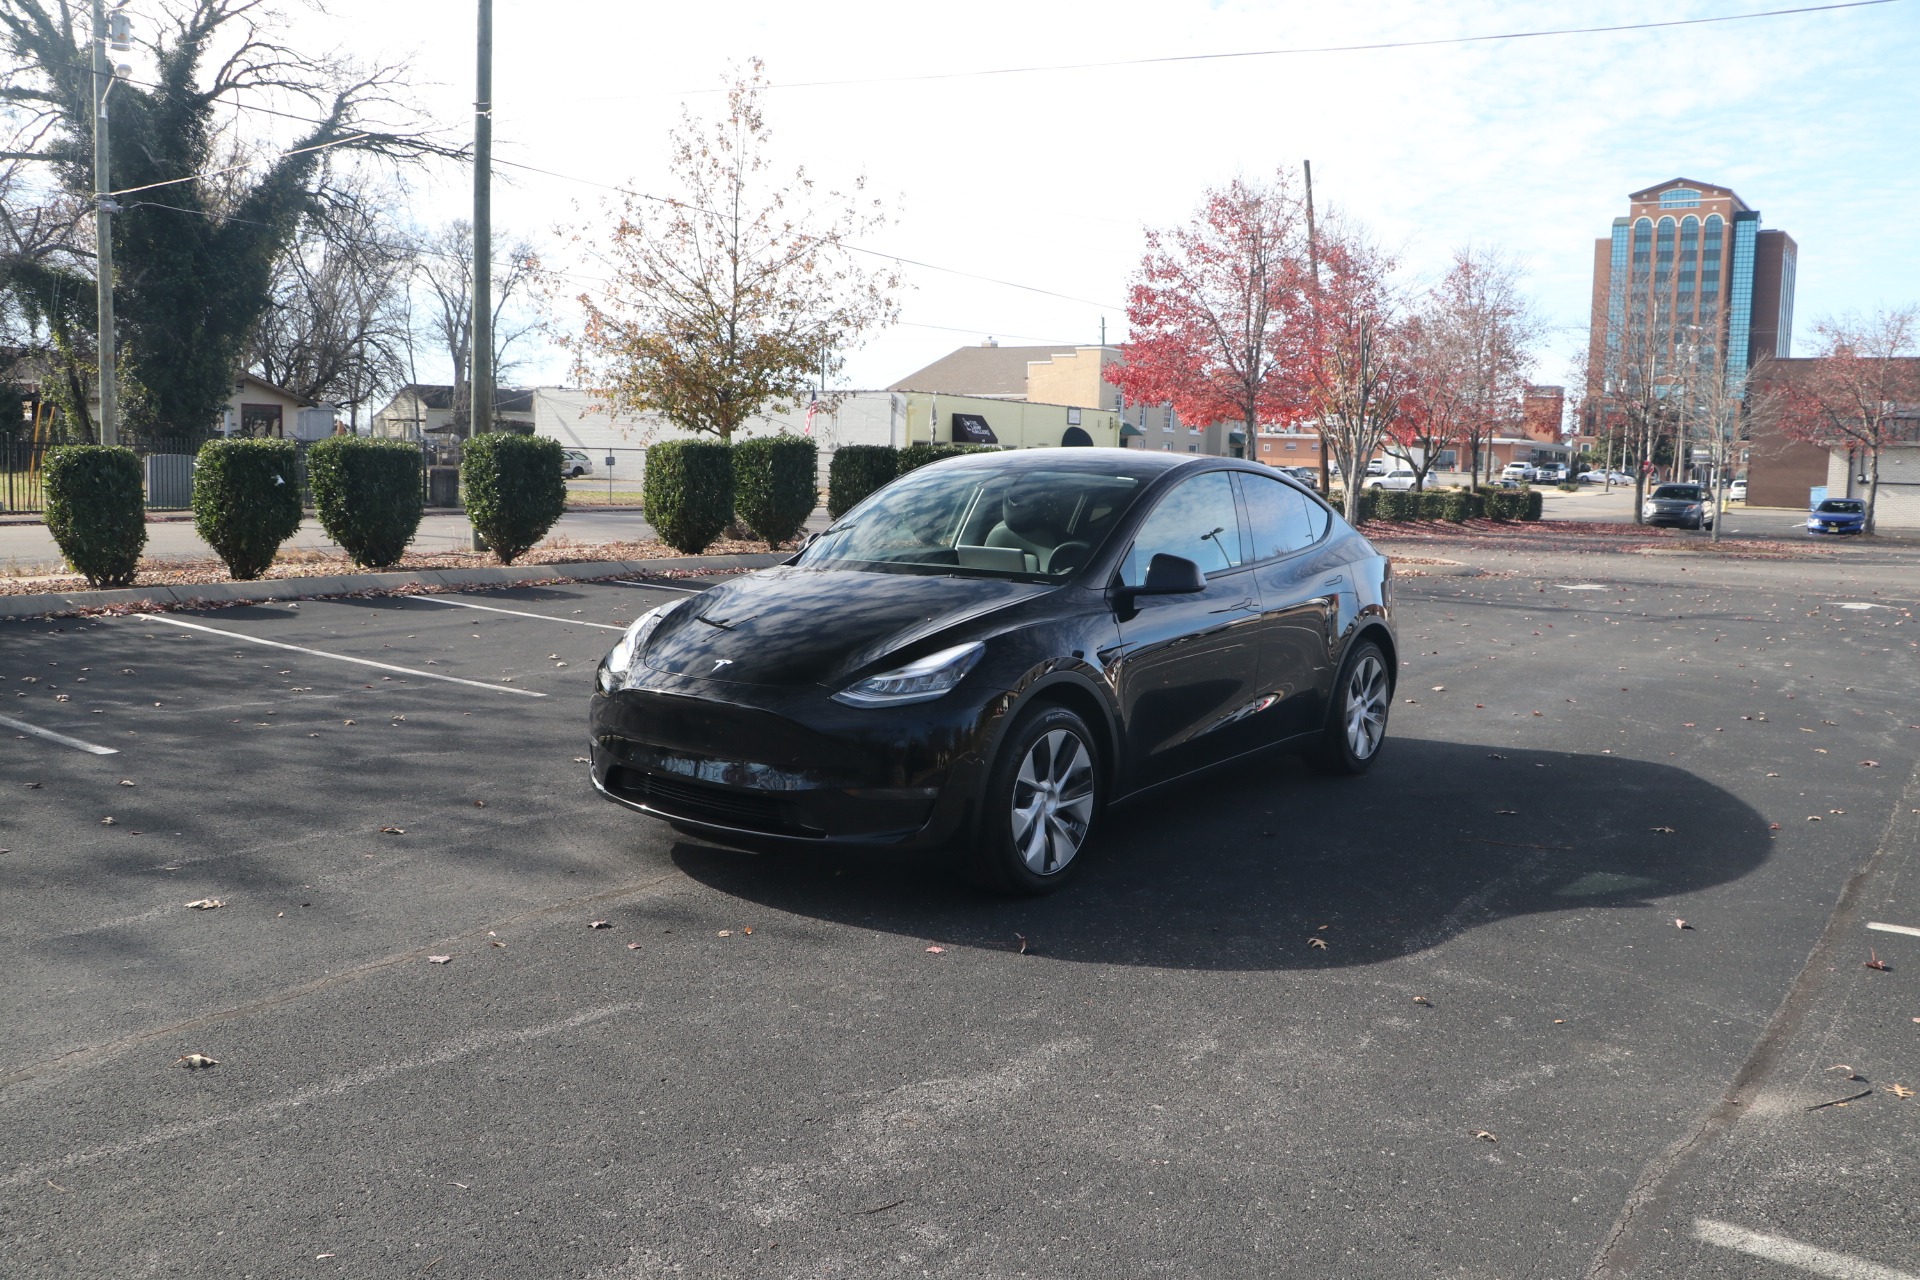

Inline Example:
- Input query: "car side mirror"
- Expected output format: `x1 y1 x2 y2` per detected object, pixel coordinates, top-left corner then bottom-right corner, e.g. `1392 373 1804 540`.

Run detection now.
1114 553 1206 609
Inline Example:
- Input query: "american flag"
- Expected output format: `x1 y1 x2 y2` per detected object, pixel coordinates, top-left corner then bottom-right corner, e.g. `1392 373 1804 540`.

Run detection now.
804 397 820 434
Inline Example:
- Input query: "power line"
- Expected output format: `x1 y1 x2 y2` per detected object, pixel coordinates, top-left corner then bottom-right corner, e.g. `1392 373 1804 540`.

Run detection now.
638 0 1903 95
106 132 369 197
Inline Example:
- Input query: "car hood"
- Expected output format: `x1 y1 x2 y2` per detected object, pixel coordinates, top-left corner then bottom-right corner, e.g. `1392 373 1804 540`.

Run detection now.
640 566 1051 687
1811 511 1864 522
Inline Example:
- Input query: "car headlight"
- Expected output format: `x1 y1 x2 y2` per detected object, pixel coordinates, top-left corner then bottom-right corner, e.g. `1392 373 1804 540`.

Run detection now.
832 642 984 708
596 601 683 694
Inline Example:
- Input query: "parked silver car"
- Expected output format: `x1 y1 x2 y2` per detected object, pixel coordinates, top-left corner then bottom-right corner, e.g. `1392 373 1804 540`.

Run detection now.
562 449 594 478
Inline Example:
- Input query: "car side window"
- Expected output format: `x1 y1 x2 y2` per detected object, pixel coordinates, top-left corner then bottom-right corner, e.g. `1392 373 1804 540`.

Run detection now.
1120 471 1244 586
1239 473 1328 560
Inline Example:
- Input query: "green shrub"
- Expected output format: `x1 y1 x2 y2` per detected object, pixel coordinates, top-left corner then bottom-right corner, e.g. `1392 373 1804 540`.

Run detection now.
461 433 567 565
898 442 990 475
643 440 734 554
733 436 819 546
1524 489 1546 520
306 436 423 568
827 445 899 518
1483 488 1527 522
191 438 303 580
1416 489 1449 519
1441 488 1483 522
44 445 145 587
1329 488 1377 525
1373 489 1413 520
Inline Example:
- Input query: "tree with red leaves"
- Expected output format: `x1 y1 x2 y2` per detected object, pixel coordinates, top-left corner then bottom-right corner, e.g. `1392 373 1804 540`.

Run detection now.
1108 172 1311 459
1771 306 1920 535
1303 226 1410 522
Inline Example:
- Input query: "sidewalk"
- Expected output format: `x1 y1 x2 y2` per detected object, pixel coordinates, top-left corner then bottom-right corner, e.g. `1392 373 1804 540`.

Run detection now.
0 507 828 574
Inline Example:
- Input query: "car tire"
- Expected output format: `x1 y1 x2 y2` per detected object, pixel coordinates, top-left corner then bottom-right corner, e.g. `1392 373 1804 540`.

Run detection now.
1314 638 1391 776
969 703 1104 895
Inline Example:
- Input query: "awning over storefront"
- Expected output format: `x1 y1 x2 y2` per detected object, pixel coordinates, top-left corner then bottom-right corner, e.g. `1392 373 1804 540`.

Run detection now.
1119 423 1144 438
1228 429 1247 445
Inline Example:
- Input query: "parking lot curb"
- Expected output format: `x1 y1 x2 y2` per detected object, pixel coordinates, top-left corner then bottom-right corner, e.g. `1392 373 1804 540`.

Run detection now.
0 553 787 620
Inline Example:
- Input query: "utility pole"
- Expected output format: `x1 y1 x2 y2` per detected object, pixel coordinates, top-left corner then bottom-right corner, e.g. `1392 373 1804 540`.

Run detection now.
1304 159 1329 494
91 0 122 446
469 0 492 550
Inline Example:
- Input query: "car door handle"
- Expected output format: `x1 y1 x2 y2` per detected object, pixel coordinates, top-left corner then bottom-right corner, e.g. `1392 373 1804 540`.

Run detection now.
1320 575 1345 588
1208 596 1257 614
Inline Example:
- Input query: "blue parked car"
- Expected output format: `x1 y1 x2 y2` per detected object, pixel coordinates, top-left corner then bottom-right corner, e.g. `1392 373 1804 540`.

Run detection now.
1807 497 1867 536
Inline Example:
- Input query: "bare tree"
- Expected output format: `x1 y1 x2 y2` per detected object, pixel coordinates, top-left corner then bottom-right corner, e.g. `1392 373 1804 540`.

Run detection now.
1418 247 1541 489
410 218 539 430
244 174 416 423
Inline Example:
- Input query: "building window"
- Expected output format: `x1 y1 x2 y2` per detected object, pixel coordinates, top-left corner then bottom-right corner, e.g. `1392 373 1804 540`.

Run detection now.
1660 188 1701 208
1260 442 1270 454
1188 444 1199 453
1161 442 1172 452
1162 421 1174 433
1284 441 1297 450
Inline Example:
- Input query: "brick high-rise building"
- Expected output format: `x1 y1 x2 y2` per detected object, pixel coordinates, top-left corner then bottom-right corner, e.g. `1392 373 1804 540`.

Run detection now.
1586 178 1797 411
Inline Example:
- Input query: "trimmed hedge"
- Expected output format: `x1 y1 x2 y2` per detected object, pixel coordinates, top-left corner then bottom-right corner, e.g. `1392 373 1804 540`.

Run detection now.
461 433 567 564
1441 488 1483 522
898 442 990 475
1524 488 1545 520
827 445 899 518
306 436 423 568
192 438 303 580
643 439 734 554
44 445 145 587
733 435 818 546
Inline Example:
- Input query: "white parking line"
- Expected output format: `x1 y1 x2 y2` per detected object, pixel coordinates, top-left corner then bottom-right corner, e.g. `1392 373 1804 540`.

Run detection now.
131 614 546 697
1867 921 1920 939
1693 1218 1920 1279
609 579 707 594
0 713 119 755
410 596 625 630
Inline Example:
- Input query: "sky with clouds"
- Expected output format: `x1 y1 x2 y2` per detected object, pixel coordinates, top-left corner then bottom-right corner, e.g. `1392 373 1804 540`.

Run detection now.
274 0 1919 393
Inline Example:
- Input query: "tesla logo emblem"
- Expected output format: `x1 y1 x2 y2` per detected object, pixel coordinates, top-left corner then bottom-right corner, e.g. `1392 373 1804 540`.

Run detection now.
711 659 733 671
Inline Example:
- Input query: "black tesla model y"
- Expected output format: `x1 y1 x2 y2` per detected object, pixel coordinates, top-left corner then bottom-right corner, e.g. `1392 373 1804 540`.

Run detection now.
591 447 1395 893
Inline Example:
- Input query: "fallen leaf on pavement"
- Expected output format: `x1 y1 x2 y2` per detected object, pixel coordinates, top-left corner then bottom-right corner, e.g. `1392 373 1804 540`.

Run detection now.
1885 1084 1914 1099
118 779 135 787
1827 1065 1865 1080
1861 760 1880 768
1495 809 1518 815
1431 685 1446 692
1412 995 1432 1006
1308 937 1328 950
427 955 452 965
473 799 485 807
24 782 40 789
741 927 752 935
1807 815 1823 822
588 920 611 929
1650 826 1676 833
174 1054 219 1069
924 945 945 954
1674 918 1691 929
378 826 405 835
1473 1130 1497 1143
184 898 224 910
717 930 732 937
1865 951 1892 972
626 942 642 950
1769 823 1782 830
574 757 590 763
100 816 115 825
1015 932 1030 954
1487 753 1507 760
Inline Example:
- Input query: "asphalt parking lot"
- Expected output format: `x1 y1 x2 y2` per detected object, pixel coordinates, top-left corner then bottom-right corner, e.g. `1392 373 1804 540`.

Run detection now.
3 545 1918 1278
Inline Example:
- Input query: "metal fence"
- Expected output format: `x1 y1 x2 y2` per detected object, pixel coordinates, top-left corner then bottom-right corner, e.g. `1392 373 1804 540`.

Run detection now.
0 433 201 515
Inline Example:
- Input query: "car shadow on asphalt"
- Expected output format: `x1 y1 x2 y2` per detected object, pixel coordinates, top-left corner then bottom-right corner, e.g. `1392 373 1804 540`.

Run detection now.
669 736 1773 969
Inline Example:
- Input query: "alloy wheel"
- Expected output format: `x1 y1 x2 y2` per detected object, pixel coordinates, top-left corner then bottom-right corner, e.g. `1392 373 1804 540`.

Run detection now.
1010 728 1096 875
1344 653 1389 760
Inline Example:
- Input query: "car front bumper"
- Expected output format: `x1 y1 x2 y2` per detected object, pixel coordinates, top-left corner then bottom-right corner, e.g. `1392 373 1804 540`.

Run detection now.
1807 521 1864 535
588 669 998 852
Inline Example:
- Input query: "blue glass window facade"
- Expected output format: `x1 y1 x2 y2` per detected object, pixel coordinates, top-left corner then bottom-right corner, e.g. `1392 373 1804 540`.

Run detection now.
1726 212 1759 383
1660 188 1701 208
1607 219 1630 361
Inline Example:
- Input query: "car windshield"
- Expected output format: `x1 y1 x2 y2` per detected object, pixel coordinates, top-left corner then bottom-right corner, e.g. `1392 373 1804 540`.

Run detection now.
798 464 1145 580
1652 485 1703 500
1816 499 1865 513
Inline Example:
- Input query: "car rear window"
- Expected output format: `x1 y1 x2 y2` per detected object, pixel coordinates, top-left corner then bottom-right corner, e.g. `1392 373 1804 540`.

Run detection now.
1651 485 1703 500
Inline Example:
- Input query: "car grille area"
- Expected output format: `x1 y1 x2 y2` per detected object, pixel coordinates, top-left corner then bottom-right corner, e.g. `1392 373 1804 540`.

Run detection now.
604 766 825 839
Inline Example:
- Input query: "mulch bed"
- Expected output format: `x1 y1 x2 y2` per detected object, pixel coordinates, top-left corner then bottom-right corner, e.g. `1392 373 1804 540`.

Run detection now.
0 535 795 597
